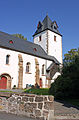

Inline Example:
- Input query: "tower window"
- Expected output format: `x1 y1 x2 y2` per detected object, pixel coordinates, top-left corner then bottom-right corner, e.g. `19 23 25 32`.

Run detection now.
39 36 41 42
6 55 10 64
54 35 56 42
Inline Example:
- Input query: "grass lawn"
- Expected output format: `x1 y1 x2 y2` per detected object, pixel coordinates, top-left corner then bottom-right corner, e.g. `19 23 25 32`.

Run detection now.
24 88 49 95
0 90 13 93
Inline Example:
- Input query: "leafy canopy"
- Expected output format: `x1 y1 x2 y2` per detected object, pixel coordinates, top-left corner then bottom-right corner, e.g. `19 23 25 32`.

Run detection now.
64 48 79 66
49 48 79 99
13 34 27 40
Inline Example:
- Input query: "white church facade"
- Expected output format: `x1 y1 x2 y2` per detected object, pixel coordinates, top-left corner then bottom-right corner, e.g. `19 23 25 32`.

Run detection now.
0 15 62 89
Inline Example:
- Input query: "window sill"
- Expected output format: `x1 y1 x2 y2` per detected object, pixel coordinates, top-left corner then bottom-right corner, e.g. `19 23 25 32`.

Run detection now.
42 74 46 76
25 72 32 74
5 64 10 65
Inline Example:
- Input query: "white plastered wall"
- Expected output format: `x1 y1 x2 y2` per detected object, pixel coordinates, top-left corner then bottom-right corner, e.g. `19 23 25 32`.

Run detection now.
33 30 63 83
0 47 49 88
33 30 47 53
48 30 62 64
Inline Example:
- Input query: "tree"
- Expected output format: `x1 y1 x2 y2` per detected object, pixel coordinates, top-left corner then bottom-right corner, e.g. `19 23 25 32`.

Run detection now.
64 48 79 66
12 34 27 40
49 48 79 99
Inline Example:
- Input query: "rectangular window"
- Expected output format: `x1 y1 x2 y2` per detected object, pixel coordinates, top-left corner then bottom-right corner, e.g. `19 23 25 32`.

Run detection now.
54 35 56 42
42 64 45 75
39 36 41 42
26 62 31 73
6 55 10 64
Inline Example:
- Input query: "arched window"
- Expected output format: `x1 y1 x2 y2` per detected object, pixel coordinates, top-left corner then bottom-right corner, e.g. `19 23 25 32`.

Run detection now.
26 62 31 73
6 55 10 64
42 64 45 75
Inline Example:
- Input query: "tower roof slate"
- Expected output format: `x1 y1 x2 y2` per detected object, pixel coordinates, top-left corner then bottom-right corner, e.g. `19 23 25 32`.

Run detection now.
33 15 62 36
0 31 60 64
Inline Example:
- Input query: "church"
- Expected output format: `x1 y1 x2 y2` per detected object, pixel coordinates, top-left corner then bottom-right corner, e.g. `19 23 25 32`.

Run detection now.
0 15 62 89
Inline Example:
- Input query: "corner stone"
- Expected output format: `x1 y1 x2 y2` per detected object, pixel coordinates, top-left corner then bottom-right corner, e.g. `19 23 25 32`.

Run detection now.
44 102 54 110
48 96 54 101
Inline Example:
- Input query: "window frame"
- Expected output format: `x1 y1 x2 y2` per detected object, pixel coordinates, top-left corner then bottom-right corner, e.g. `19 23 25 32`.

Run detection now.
26 62 31 73
54 35 56 42
6 55 10 65
42 64 45 75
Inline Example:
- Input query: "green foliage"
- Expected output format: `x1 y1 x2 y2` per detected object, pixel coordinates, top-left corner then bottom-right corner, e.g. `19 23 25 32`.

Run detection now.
64 48 79 66
24 88 49 95
49 48 79 99
13 34 27 40
64 99 79 107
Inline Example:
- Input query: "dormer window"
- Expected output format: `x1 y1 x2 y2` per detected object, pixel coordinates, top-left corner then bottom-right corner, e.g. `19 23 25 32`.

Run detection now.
34 48 37 51
9 40 13 44
37 21 42 29
39 36 41 42
54 26 57 30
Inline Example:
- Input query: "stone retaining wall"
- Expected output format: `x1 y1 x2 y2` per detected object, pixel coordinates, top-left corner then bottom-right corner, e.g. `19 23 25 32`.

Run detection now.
0 94 54 120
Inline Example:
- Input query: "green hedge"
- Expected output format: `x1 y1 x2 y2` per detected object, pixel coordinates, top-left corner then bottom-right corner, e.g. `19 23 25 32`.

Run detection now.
24 88 49 95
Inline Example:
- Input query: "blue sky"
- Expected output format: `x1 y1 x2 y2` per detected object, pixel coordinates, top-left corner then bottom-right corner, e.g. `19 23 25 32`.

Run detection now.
0 0 79 58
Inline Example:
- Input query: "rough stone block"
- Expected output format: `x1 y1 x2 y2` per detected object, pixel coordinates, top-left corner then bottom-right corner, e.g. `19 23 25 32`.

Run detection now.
44 97 47 101
24 103 37 113
22 96 28 102
29 97 34 102
19 104 24 111
8 97 15 102
9 108 17 114
17 97 21 104
35 110 41 116
48 96 54 102
35 96 43 102
38 103 43 109
43 110 49 117
44 102 54 110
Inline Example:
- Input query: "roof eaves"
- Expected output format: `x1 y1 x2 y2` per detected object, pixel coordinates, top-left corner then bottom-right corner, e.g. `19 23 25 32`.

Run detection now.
33 28 62 37
0 45 58 62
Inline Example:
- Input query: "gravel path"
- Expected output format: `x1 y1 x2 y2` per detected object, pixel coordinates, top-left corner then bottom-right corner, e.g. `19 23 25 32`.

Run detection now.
0 112 35 120
54 100 79 116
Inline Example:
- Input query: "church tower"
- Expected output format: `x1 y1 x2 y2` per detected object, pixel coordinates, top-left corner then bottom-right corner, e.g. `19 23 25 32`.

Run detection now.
33 15 62 64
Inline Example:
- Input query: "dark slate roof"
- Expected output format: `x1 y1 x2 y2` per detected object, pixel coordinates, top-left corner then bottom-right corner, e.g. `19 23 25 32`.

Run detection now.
33 15 62 36
0 31 60 64
46 63 55 71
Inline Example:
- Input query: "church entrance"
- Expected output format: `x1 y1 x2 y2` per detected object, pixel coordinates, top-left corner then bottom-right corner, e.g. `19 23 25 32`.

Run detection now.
0 74 11 89
0 76 7 89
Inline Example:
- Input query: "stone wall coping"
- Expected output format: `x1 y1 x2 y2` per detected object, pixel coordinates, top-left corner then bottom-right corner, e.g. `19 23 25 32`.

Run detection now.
0 92 54 98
